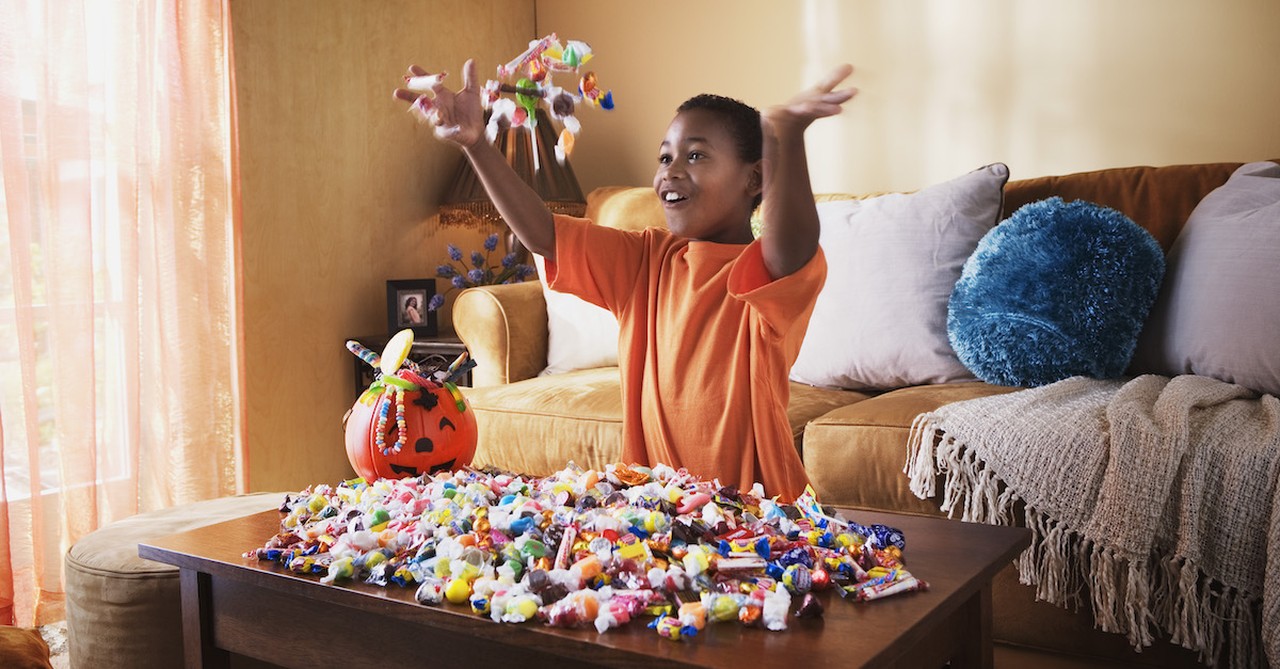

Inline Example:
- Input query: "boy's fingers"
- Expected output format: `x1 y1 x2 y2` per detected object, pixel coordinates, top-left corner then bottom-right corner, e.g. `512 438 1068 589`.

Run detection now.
792 102 838 118
407 95 437 124
814 102 844 116
814 63 854 92
407 64 428 77
461 58 478 92
824 88 857 104
393 88 418 103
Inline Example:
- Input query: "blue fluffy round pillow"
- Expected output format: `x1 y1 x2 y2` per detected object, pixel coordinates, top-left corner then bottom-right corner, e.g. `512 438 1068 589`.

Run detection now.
948 197 1165 387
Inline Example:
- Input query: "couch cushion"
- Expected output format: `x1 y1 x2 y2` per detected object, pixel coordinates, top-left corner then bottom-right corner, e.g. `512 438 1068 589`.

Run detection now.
788 382 873 456
1133 160 1280 396
466 368 624 475
584 185 667 232
533 254 620 376
465 367 867 476
1002 161 1244 250
790 164 1009 391
803 382 1019 511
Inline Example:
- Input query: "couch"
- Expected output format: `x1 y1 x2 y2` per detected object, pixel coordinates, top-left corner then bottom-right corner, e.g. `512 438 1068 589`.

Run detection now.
451 160 1260 667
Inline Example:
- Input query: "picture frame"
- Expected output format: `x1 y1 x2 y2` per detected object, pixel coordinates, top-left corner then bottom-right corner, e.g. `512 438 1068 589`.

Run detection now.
386 279 438 337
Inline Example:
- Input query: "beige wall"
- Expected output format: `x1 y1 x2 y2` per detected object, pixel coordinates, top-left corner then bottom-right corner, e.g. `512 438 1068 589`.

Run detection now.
232 0 532 491
537 0 1280 194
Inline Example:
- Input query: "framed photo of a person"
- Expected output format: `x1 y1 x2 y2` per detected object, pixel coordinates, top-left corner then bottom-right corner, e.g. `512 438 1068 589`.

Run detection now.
386 279 438 337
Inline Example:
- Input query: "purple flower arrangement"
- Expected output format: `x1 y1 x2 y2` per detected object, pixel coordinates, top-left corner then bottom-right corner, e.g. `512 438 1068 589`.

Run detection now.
429 233 535 311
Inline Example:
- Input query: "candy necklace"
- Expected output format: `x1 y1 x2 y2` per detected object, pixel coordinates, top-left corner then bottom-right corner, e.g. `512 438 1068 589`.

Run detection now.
375 387 411 455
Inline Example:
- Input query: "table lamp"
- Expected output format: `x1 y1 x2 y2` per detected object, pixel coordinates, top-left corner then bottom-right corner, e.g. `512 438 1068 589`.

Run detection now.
437 108 586 260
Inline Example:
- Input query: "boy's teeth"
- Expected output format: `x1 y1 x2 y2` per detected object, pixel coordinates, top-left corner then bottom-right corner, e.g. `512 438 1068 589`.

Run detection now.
665 192 683 202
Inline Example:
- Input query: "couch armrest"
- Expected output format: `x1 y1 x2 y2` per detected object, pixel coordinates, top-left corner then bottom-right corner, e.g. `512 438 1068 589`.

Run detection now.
452 282 548 387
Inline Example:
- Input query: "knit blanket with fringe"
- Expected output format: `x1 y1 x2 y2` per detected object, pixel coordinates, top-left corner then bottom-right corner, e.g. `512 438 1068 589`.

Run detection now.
905 375 1280 668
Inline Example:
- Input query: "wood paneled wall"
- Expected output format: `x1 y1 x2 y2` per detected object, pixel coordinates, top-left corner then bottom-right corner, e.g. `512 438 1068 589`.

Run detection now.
232 0 532 491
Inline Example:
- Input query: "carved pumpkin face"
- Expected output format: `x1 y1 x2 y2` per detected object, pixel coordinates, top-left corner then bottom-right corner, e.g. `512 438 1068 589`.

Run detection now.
344 383 478 480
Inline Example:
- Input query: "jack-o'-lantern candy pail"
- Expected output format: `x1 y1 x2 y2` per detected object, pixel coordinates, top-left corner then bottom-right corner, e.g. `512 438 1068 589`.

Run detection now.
343 330 478 481
344 377 477 480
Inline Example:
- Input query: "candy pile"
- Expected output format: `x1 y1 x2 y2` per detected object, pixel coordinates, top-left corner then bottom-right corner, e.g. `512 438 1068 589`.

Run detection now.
247 463 927 641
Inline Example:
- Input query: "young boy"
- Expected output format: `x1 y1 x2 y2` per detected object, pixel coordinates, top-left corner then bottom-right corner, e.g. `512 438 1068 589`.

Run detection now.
396 61 855 500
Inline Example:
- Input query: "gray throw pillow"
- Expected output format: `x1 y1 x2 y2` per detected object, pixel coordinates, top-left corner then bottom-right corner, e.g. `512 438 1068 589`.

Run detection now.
790 163 1009 390
1132 161 1280 396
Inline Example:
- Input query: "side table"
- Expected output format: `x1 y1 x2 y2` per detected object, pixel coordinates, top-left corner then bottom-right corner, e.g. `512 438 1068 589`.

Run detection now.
348 333 470 398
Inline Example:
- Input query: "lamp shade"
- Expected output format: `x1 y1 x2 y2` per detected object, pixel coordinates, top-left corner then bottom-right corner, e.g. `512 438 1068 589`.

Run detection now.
439 108 586 228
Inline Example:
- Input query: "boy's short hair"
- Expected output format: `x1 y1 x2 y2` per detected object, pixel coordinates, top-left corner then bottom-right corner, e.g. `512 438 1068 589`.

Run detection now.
677 94 763 208
677 94 762 164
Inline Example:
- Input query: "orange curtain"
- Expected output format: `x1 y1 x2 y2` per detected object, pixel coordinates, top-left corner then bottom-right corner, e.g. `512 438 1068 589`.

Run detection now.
0 0 243 626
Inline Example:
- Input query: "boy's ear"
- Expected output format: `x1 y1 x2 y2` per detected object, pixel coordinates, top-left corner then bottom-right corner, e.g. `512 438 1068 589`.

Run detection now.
747 160 764 198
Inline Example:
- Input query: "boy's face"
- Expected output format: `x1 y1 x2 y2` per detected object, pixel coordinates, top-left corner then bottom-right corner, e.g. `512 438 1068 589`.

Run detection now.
653 109 761 243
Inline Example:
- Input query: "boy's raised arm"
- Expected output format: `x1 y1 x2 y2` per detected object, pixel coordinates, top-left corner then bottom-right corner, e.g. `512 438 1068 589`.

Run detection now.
394 59 556 259
758 64 856 279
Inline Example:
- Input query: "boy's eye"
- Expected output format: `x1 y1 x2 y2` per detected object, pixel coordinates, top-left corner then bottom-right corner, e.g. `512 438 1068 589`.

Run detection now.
658 154 672 165
688 151 704 161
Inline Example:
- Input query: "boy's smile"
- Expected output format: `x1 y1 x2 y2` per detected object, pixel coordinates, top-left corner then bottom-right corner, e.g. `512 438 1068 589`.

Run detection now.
654 108 760 244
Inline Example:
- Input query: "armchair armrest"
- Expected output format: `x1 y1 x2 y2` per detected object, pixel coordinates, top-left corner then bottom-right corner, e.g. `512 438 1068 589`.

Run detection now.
452 282 548 386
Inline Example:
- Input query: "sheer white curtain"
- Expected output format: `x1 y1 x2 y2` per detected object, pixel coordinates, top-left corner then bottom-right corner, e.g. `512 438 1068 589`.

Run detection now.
0 0 243 626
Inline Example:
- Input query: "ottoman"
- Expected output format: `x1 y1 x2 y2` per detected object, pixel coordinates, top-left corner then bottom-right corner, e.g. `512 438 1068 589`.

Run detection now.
64 492 287 669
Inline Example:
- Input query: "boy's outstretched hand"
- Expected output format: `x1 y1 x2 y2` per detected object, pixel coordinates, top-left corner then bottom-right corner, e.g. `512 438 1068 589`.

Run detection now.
757 64 856 279
392 57 557 257
393 59 485 149
763 64 857 133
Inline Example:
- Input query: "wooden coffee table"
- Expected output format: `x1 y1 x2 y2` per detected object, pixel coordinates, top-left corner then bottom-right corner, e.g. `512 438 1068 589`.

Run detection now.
139 507 1028 668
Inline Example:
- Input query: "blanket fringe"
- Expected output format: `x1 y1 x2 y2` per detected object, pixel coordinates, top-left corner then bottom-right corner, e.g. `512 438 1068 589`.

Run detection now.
908 424 1265 669
905 412 941 498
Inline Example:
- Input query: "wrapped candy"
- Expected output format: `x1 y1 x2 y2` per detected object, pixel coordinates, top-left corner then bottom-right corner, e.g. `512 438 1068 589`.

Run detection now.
796 592 824 618
501 593 541 624
855 575 928 601
719 535 770 559
250 463 922 648
542 590 601 628
701 593 742 623
496 35 612 162
594 597 635 633
570 554 602 583
781 564 812 595
738 589 764 626
676 492 711 515
761 587 791 632
415 577 445 605
649 615 696 641
677 600 707 631
681 544 711 577
444 576 472 604
810 566 832 591
578 71 614 110
403 72 445 93
320 556 354 584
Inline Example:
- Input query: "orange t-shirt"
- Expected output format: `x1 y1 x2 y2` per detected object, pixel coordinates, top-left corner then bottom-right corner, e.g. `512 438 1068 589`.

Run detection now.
546 215 827 500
